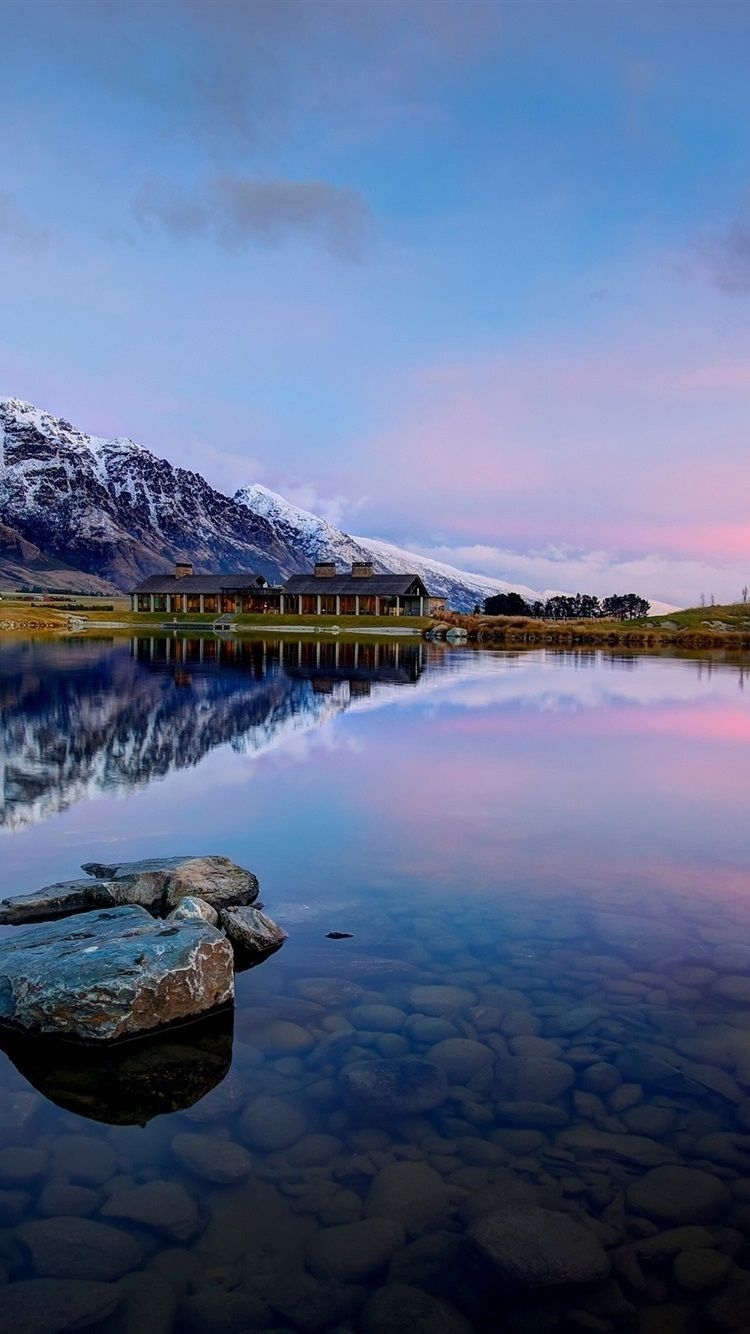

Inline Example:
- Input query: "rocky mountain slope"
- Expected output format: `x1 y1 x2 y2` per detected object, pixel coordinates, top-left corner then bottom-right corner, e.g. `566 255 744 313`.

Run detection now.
236 483 544 610
0 397 550 608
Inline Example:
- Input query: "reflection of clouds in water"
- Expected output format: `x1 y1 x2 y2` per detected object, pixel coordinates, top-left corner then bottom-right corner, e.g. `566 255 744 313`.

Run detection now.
375 650 750 716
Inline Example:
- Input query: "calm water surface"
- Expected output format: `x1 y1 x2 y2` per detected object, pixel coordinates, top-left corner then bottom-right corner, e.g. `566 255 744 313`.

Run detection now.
1 635 750 1332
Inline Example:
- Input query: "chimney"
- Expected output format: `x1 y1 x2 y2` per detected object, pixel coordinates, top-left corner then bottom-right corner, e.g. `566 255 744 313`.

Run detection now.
314 561 336 578
174 562 193 579
351 561 373 578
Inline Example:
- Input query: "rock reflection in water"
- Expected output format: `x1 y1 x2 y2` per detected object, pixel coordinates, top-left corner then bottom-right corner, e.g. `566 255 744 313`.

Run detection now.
0 1007 234 1125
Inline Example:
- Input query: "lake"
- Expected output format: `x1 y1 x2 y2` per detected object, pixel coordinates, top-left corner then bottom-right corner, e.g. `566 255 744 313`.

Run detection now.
1 634 750 1332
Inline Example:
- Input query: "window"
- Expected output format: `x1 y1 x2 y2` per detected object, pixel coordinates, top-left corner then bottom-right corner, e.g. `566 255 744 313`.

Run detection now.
320 595 336 615
284 594 299 613
186 594 201 613
220 594 236 613
340 596 355 614
302 595 317 614
171 594 184 612
137 594 151 611
153 594 167 612
203 595 217 613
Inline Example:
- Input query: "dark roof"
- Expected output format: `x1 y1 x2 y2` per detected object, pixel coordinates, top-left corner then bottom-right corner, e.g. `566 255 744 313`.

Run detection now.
284 573 430 597
132 572 269 594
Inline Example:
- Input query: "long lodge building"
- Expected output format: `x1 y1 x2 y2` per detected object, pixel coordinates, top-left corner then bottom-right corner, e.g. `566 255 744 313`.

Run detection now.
131 561 436 618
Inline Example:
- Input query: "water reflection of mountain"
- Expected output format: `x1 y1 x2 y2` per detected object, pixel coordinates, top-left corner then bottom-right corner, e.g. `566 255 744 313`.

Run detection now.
0 636 426 829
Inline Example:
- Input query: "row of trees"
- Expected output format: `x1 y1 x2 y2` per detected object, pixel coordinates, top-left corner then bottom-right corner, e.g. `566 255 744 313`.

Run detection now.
482 591 651 621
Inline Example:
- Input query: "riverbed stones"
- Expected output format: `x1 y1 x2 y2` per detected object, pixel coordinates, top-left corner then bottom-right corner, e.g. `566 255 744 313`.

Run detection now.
0 1278 121 1334
427 1038 495 1082
101 1180 200 1241
493 1056 575 1103
171 1130 251 1184
361 1283 473 1334
364 1162 449 1232
406 985 476 1016
341 1058 448 1117
469 1204 611 1287
239 1094 309 1150
219 905 287 954
0 906 235 1040
18 1216 144 1280
305 1217 405 1281
626 1167 732 1224
673 1248 733 1292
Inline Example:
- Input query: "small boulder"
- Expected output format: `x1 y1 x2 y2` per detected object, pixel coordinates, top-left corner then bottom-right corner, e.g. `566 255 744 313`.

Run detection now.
306 1218 405 1282
168 897 220 929
219 905 287 953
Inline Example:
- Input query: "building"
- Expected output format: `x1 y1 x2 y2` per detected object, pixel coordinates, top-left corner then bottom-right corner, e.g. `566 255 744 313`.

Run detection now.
282 562 431 616
131 560 432 617
131 565 281 615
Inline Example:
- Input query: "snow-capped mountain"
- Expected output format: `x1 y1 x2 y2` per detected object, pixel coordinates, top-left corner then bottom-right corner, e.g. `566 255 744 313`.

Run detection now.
0 399 290 589
236 483 545 610
0 398 552 608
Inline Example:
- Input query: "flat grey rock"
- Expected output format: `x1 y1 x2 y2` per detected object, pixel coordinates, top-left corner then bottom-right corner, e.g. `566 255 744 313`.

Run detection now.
0 905 234 1041
1 857 260 926
0 878 114 925
81 855 259 913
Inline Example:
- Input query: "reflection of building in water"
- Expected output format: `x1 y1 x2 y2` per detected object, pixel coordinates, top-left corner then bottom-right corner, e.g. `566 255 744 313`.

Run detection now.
134 635 424 686
0 636 426 829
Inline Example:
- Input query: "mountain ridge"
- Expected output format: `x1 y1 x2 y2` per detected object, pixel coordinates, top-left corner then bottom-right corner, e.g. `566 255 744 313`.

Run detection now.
0 398 552 609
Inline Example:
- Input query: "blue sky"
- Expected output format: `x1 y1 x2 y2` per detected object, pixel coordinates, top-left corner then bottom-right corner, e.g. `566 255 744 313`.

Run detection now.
2 0 750 604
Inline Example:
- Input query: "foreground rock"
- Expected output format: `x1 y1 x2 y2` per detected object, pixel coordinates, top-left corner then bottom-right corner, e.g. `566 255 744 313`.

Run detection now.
0 855 260 925
0 906 234 1041
469 1205 611 1287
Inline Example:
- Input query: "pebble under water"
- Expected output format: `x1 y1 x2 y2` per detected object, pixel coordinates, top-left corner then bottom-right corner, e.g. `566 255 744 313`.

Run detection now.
1 636 750 1334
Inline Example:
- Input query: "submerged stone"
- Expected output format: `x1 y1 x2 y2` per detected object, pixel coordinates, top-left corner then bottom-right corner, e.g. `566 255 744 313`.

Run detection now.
0 1279 121 1334
341 1058 448 1117
18 1215 144 1281
469 1204 611 1287
0 905 234 1041
626 1166 732 1225
362 1283 473 1334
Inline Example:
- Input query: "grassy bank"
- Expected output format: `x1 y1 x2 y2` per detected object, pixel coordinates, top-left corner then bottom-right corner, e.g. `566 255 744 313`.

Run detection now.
436 604 750 650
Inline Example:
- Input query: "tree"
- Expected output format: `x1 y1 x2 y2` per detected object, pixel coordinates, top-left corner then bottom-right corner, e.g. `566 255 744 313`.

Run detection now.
484 592 533 617
743 586 748 605
602 594 650 621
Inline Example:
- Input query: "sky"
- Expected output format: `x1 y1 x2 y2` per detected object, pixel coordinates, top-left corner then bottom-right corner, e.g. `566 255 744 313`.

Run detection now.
1 0 750 607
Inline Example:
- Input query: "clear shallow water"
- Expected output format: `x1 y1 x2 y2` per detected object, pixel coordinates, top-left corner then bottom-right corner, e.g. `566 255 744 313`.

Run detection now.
1 636 750 1331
